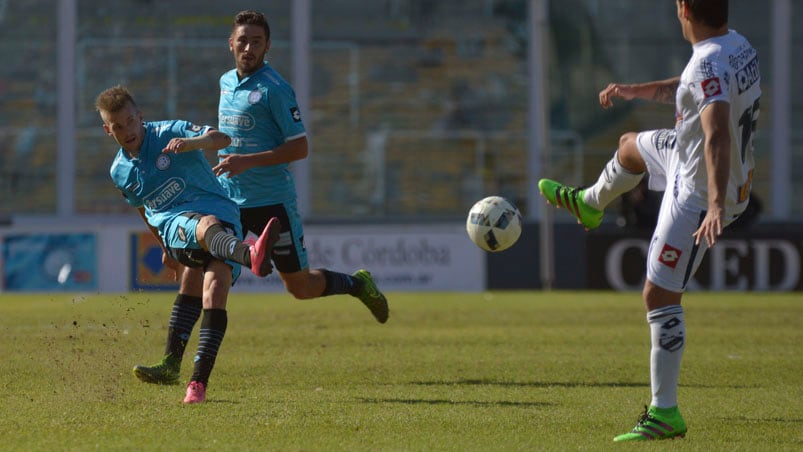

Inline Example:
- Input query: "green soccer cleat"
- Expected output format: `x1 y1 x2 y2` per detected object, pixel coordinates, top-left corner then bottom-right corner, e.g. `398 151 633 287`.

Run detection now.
537 178 603 230
132 355 181 385
613 405 688 442
352 269 389 324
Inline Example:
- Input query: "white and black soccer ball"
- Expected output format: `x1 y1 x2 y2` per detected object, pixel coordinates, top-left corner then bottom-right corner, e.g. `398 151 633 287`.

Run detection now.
466 196 522 252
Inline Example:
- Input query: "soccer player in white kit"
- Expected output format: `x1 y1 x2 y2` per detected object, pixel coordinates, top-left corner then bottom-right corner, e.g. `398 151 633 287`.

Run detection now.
538 0 760 441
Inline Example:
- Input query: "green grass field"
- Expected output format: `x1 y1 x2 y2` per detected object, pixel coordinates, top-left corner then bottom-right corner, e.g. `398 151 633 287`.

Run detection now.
1 291 801 451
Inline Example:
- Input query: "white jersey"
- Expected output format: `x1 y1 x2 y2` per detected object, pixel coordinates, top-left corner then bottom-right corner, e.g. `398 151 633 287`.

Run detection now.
675 29 761 213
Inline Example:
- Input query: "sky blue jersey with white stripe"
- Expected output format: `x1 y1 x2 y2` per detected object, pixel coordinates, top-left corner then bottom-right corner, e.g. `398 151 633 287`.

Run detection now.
218 62 307 207
109 120 240 242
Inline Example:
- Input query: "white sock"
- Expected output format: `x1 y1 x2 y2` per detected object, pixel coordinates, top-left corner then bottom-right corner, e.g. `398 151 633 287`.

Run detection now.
583 151 644 210
647 305 685 408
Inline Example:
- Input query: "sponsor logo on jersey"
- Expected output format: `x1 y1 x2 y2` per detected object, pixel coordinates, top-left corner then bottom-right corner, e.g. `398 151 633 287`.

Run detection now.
290 106 301 122
658 243 682 269
144 177 186 211
736 57 759 94
155 154 171 171
699 59 716 79
189 123 203 133
219 109 256 131
248 89 262 104
701 77 722 98
729 46 757 70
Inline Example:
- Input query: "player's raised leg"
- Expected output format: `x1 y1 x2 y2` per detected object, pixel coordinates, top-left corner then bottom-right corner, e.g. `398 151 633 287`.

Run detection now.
539 133 646 230
250 217 281 277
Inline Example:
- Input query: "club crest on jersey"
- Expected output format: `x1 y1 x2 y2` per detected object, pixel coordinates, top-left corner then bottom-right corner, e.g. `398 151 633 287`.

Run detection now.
155 154 171 171
248 89 262 104
701 77 722 98
290 106 301 122
658 243 682 269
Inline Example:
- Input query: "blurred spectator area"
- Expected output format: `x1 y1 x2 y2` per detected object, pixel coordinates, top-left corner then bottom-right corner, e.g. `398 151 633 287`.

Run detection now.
0 0 800 222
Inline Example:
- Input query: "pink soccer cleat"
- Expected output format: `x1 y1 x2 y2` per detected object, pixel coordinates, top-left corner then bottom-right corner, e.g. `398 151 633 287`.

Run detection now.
183 381 206 404
250 217 281 277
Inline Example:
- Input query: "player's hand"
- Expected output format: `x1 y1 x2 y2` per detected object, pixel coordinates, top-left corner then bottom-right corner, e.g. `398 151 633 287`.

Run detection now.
161 252 183 282
162 138 187 154
599 83 637 109
213 153 249 177
692 207 724 247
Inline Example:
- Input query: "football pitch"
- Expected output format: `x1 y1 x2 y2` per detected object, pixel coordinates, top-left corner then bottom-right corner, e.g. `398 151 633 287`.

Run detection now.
1 291 801 450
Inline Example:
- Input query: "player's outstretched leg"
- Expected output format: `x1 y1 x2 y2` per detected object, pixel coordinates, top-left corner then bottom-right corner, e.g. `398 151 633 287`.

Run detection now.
132 354 181 385
613 405 687 442
250 217 281 277
538 179 603 230
351 269 389 324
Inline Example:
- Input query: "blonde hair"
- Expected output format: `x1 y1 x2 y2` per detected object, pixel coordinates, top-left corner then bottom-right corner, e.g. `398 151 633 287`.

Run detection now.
95 85 137 114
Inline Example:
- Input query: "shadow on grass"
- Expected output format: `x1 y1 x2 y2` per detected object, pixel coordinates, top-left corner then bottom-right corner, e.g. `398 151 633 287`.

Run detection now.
197 399 241 405
721 416 803 424
358 397 552 408
409 379 649 388
409 379 760 389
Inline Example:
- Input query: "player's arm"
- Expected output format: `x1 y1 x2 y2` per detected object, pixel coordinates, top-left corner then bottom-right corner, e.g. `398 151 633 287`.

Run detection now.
693 101 731 247
213 136 308 178
135 206 183 281
162 129 232 154
599 77 680 108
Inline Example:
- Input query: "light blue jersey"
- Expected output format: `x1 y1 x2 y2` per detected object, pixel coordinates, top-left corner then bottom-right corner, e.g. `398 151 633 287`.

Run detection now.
109 120 241 249
217 62 307 207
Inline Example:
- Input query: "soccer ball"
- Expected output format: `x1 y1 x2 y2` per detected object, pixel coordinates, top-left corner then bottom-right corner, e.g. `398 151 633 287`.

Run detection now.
466 196 522 252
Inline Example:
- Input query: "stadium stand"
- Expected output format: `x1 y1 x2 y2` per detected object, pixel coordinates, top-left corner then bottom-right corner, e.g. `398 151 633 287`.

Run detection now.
0 0 798 221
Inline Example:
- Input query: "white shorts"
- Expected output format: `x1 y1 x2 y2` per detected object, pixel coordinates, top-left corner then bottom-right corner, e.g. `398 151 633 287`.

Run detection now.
636 129 739 293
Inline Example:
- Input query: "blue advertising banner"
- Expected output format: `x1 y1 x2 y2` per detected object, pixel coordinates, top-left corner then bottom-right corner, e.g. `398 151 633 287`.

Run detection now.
2 233 97 291
130 231 180 291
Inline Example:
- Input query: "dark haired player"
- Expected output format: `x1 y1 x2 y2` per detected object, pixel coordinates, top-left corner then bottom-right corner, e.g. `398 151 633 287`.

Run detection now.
538 0 760 440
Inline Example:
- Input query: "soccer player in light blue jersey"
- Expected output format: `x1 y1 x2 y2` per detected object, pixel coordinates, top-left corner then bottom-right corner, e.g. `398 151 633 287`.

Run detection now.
97 85 280 404
213 10 389 323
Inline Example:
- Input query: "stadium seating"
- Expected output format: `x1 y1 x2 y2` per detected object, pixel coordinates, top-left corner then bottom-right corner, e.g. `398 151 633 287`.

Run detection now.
0 0 795 220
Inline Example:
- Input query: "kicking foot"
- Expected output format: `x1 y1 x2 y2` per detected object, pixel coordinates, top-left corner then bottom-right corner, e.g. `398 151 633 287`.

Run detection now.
538 178 603 230
132 355 180 385
250 217 281 277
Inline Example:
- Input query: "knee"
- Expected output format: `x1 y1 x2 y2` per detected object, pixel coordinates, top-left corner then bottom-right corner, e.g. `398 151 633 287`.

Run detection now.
643 280 683 311
198 215 220 231
618 132 637 150
617 132 646 173
195 215 221 243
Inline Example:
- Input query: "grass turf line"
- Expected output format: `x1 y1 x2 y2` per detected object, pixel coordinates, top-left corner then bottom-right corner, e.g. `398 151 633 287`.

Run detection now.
1 291 801 450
